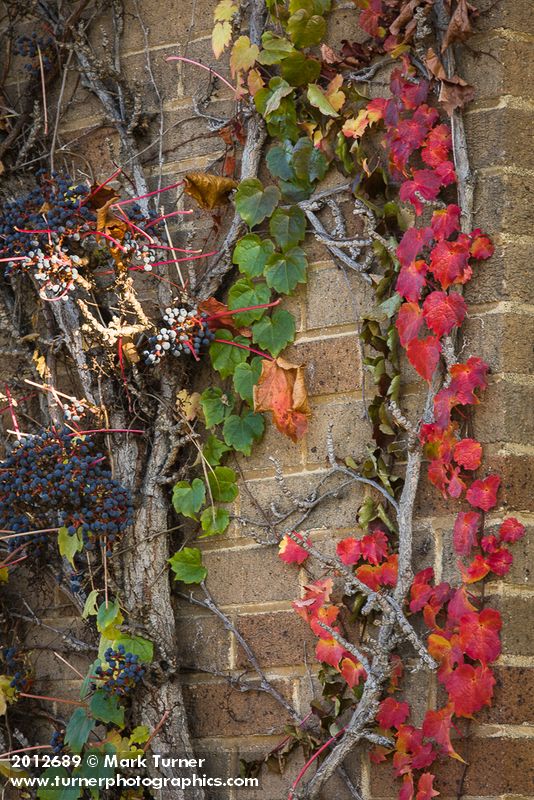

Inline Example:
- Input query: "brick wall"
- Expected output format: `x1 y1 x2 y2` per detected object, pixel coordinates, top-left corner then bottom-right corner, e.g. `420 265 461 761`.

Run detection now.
3 2 534 799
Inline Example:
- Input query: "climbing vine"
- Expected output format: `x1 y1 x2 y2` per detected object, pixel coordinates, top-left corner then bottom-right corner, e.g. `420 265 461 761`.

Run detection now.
0 1 524 799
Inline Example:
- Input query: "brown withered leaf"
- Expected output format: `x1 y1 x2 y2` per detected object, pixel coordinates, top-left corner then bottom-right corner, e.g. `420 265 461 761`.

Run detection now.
184 172 238 210
426 48 475 115
87 184 120 210
198 297 251 337
441 0 477 51
120 337 140 364
253 357 310 443
96 197 128 242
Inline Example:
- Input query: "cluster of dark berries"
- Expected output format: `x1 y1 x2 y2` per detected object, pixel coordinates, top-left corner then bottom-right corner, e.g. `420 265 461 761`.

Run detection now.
0 428 133 555
50 730 65 754
14 34 54 76
93 646 145 698
0 170 92 258
2 647 32 692
143 303 215 365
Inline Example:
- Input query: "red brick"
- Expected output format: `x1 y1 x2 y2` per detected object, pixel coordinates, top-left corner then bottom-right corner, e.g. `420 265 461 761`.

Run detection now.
183 679 292 737
480 667 534 724
235 611 316 670
285 335 362 396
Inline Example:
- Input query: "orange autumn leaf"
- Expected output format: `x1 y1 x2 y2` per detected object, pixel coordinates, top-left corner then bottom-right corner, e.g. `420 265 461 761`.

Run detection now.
184 172 238 210
253 357 310 442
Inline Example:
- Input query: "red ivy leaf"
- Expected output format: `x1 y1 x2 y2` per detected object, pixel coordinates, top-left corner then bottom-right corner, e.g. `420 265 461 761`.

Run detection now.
360 530 389 565
453 511 481 556
459 553 491 584
428 235 472 290
486 547 513 576
399 773 414 800
292 578 333 621
376 696 411 729
430 204 461 240
469 229 494 260
458 609 502 663
396 302 424 346
340 656 367 688
336 536 362 565
407 336 442 381
396 260 428 302
315 637 345 668
447 467 466 499
399 169 443 215
422 124 452 168
278 532 310 565
410 567 435 613
356 554 398 591
444 663 496 717
422 704 465 762
422 291 467 337
466 474 501 511
449 357 489 404
499 517 526 543
416 772 440 800
397 227 433 268
453 438 482 470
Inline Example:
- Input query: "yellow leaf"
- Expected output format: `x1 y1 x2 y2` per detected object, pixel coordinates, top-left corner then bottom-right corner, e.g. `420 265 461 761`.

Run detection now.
214 0 238 22
325 74 346 112
342 110 371 139
176 390 201 422
247 68 265 97
230 36 259 78
184 172 238 210
212 20 232 58
0 567 8 583
32 351 49 379
0 761 28 780
0 675 17 716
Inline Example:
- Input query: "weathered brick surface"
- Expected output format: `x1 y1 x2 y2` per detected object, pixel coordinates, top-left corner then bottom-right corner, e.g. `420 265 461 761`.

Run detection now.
234 611 317 670
371 737 534 797
182 679 293 737
4 3 534 799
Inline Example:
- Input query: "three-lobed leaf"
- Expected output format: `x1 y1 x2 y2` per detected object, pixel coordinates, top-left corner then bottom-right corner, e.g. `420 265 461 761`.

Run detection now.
172 478 206 519
208 466 239 503
234 178 280 227
252 309 296 357
233 234 275 278
264 247 308 294
223 410 265 455
269 207 306 250
200 386 234 428
209 331 250 378
169 547 207 584
228 277 271 325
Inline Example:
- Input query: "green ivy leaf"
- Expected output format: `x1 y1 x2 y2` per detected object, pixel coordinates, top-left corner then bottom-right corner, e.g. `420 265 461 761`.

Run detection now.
113 634 153 663
266 141 295 182
233 357 263 404
169 547 207 584
172 478 206 519
264 97 301 142
200 386 234 428
233 234 275 278
257 32 295 65
96 598 121 634
292 138 329 182
207 466 239 503
209 331 250 378
90 689 125 727
202 434 231 466
234 178 281 228
263 77 295 116
38 767 81 799
280 52 321 86
307 83 340 117
81 589 99 619
269 207 306 250
58 526 83 567
200 506 230 537
251 309 296 357
223 411 265 455
287 9 326 48
64 707 94 754
264 247 308 294
228 278 271 325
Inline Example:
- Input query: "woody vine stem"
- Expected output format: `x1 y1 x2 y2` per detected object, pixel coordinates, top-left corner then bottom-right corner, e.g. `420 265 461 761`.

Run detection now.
0 2 525 800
